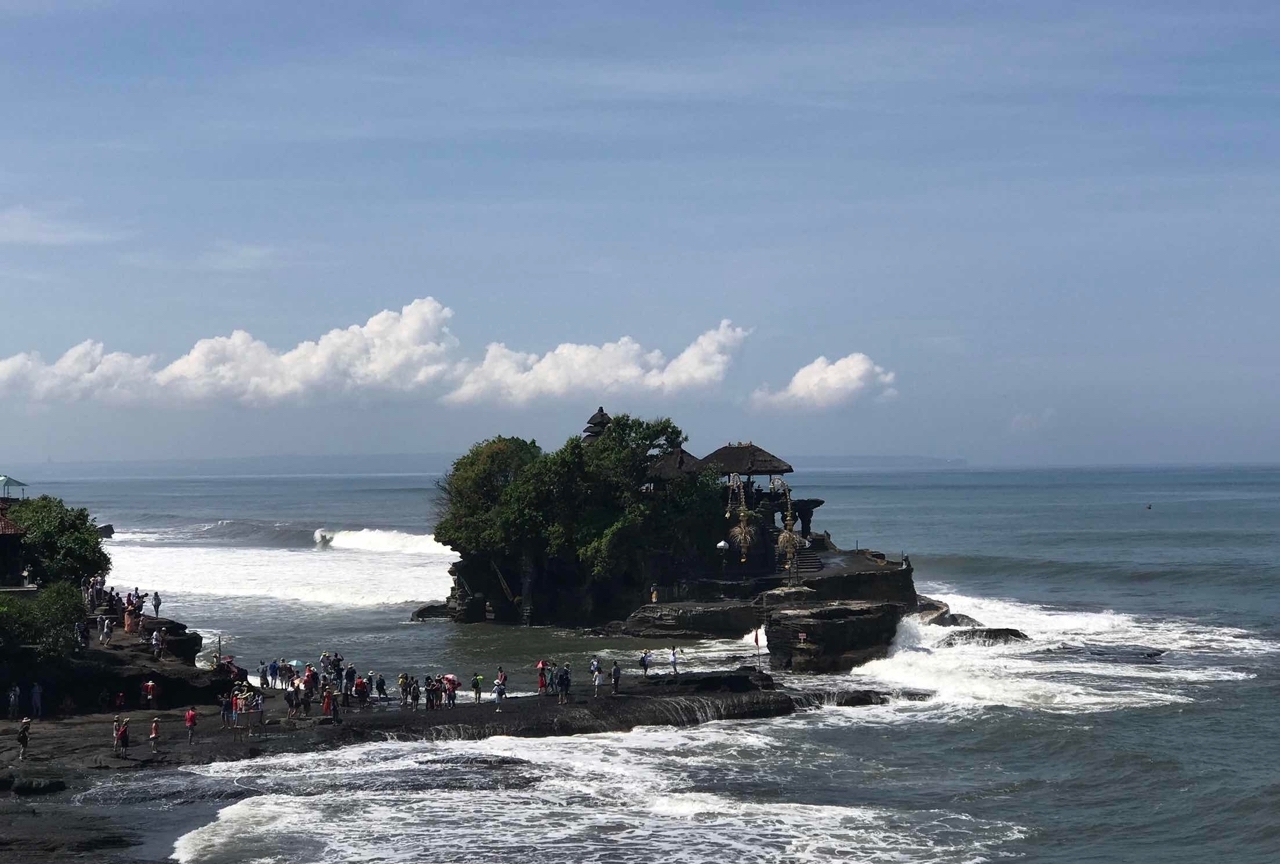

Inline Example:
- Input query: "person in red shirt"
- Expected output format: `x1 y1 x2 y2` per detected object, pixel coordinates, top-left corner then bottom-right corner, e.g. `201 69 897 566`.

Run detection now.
184 706 198 744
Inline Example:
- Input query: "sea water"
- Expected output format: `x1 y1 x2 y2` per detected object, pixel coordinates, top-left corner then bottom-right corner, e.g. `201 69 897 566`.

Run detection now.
43 466 1280 863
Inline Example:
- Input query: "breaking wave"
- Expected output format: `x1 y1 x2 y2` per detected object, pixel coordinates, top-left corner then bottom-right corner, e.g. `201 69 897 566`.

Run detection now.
839 589 1273 716
174 727 1026 864
314 528 455 556
107 528 457 606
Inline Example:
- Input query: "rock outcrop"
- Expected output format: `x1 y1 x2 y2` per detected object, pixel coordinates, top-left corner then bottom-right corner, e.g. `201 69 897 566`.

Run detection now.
622 601 759 639
137 616 202 664
766 601 908 673
916 596 984 628
936 627 1029 647
411 603 454 621
320 669 791 744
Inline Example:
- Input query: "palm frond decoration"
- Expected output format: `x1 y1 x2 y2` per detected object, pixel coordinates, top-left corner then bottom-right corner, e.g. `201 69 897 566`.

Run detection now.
727 521 756 563
776 528 802 559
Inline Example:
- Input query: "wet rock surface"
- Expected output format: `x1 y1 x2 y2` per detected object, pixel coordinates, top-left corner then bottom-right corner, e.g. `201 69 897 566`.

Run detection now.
936 627 1030 647
766 601 908 673
916 596 985 628
410 602 454 620
621 601 760 639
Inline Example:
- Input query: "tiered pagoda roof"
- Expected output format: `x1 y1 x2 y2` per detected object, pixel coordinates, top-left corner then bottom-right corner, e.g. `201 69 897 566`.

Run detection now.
582 406 611 443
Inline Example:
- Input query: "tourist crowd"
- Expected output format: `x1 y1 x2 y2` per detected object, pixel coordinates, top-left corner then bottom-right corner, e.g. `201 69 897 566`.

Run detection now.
8 582 693 762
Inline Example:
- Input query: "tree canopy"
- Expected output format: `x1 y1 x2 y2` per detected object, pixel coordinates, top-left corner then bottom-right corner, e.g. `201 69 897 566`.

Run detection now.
0 581 86 660
433 415 723 623
8 495 112 585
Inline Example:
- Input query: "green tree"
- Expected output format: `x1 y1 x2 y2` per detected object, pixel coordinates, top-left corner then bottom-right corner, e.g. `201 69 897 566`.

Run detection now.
30 581 86 659
433 415 724 624
433 436 543 557
8 495 112 585
0 583 86 660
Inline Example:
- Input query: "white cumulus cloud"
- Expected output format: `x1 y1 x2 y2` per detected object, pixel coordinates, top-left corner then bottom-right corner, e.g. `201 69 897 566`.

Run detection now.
0 297 458 404
751 352 895 410
443 319 749 405
0 300 752 407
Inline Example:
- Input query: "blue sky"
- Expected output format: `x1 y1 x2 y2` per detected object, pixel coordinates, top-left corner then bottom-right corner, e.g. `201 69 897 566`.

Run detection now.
0 2 1276 465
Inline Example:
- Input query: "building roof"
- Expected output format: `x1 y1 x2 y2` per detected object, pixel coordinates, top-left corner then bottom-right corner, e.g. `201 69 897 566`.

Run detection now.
702 442 793 476
647 448 705 482
0 512 24 536
583 406 612 443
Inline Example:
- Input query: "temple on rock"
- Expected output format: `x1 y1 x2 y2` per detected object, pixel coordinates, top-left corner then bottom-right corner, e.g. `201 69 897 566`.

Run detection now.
430 407 923 672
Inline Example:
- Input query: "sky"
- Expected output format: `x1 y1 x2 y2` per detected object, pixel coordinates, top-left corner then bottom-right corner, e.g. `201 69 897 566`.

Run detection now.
0 1 1277 467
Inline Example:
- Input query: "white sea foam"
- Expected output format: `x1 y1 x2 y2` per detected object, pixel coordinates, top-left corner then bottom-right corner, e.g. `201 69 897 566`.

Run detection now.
837 589 1276 716
178 725 1025 864
107 531 456 606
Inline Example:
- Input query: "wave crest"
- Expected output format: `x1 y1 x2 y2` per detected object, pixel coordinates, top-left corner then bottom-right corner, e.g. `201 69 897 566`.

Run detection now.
314 528 455 556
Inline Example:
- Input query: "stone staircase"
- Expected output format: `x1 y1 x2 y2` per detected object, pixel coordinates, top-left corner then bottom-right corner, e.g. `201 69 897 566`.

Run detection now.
774 537 824 574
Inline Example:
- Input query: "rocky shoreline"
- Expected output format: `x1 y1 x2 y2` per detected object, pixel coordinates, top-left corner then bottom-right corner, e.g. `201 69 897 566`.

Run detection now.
0 579 992 863
0 666 931 863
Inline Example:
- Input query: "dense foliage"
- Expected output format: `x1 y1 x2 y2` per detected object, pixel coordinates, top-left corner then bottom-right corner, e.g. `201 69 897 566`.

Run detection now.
0 582 86 660
434 415 723 622
8 494 112 585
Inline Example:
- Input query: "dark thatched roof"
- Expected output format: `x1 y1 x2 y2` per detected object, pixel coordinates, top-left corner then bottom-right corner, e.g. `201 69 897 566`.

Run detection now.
702 442 793 476
582 406 612 443
647 448 705 482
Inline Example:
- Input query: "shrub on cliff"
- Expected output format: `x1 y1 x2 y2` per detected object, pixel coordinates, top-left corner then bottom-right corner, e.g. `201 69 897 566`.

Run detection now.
0 582 86 660
8 495 112 585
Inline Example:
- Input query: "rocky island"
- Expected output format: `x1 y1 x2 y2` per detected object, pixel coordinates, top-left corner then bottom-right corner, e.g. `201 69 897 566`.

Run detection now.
425 408 983 672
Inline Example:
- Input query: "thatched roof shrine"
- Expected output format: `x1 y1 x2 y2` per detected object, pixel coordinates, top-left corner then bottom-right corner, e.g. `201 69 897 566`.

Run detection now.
647 448 705 482
702 442 793 476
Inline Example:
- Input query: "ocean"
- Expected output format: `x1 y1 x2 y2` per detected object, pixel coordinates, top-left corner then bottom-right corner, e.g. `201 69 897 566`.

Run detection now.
39 465 1280 863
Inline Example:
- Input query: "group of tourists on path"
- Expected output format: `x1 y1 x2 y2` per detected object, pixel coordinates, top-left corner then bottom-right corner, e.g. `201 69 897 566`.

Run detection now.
639 647 683 677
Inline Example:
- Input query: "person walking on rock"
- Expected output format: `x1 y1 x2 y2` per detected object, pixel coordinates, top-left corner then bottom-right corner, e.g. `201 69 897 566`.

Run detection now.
115 718 130 758
7 684 20 721
611 660 621 696
150 717 161 754
152 591 161 618
16 718 30 761
640 650 651 677
184 706 198 744
471 672 483 704
669 646 680 677
30 682 42 719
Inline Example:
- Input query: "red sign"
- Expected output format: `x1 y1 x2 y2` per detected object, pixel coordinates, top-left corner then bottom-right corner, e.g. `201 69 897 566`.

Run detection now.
798 632 807 643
